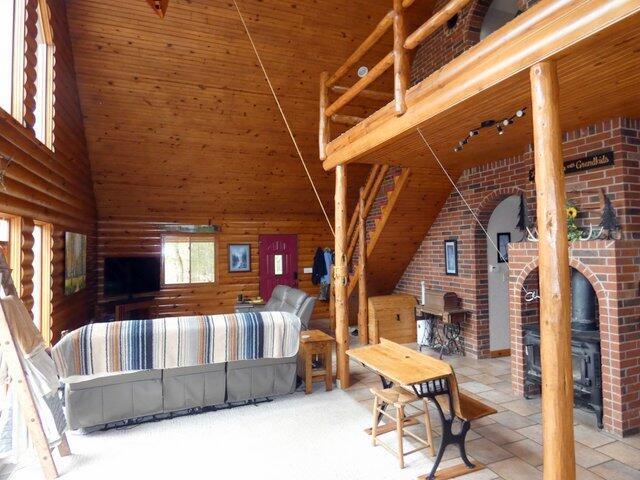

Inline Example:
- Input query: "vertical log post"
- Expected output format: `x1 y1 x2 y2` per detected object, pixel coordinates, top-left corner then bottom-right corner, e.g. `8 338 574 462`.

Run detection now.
329 272 336 332
319 71 330 161
334 165 350 388
357 188 368 345
393 0 409 115
530 60 575 480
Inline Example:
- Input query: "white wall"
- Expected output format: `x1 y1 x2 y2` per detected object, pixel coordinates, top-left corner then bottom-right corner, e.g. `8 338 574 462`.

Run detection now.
487 194 524 351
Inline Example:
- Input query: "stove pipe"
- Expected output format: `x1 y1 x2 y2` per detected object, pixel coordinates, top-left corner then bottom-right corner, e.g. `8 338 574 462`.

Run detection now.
571 268 598 331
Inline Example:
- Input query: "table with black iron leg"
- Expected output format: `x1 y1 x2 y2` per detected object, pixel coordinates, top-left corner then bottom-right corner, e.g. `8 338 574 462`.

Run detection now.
348 339 495 480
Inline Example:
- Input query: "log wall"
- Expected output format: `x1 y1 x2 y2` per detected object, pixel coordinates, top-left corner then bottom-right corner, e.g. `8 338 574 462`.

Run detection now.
97 216 332 321
0 0 97 343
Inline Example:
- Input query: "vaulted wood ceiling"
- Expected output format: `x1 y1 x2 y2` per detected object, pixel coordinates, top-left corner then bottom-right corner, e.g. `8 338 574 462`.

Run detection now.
65 0 433 219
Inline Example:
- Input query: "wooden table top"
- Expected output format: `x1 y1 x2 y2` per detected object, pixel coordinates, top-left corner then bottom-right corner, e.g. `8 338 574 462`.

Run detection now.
347 338 452 386
300 329 335 344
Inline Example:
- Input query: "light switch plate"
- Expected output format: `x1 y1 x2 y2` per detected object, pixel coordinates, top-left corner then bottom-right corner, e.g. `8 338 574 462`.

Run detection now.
303 267 312 274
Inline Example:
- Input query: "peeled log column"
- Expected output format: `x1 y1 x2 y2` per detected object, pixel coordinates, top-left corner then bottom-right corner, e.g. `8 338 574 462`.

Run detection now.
393 0 409 115
530 60 575 480
357 188 368 345
334 165 350 388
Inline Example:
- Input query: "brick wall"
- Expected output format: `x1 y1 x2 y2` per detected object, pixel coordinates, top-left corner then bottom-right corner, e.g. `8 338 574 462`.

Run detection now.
410 0 539 85
395 117 640 359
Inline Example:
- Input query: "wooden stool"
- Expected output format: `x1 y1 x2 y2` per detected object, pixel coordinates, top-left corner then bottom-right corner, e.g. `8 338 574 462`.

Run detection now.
370 386 435 468
298 330 334 394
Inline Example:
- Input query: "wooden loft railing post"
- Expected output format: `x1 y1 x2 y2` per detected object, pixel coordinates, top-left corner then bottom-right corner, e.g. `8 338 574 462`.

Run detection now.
334 164 350 388
357 187 368 345
319 71 330 161
530 60 576 480
393 0 409 115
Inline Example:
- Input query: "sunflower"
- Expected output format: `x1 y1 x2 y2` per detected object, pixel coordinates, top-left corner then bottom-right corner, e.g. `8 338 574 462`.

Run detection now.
566 206 578 219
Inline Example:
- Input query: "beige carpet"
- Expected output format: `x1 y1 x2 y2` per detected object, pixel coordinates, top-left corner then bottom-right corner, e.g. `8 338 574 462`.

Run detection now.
5 388 443 480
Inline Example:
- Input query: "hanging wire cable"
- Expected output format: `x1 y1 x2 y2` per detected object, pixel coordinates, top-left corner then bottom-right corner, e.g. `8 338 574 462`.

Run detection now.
416 127 540 302
232 0 335 237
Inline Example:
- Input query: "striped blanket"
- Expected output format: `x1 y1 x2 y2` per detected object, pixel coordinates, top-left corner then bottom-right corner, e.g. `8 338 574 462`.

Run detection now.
52 311 301 379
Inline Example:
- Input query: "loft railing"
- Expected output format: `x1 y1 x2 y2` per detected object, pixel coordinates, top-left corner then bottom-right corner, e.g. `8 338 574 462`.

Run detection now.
319 0 472 160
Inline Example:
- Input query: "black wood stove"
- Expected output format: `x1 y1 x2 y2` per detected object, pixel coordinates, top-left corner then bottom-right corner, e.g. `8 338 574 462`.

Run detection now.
523 269 603 428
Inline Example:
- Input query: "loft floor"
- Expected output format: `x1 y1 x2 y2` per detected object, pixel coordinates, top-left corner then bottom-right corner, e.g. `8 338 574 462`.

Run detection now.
323 1 640 175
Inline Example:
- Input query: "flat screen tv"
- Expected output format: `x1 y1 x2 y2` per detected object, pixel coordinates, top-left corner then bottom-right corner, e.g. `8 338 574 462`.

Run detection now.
104 256 161 297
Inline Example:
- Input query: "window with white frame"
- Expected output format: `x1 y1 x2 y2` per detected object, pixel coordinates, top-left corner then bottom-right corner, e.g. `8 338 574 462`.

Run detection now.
163 236 216 285
32 222 52 343
0 1 16 114
33 1 55 149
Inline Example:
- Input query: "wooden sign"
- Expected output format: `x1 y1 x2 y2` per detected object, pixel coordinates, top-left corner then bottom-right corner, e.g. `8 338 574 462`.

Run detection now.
528 150 614 182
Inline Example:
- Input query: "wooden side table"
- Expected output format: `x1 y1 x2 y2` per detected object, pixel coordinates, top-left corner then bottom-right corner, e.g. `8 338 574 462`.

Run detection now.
298 330 334 394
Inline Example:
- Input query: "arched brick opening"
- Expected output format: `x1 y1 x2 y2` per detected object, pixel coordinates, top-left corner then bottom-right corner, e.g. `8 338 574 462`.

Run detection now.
509 255 616 432
468 186 526 358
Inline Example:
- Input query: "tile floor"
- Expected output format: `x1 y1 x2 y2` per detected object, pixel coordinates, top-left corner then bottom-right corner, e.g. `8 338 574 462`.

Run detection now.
342 342 640 480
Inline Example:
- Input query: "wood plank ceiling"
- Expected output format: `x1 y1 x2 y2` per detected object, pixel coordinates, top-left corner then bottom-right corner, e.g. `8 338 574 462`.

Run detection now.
65 0 420 219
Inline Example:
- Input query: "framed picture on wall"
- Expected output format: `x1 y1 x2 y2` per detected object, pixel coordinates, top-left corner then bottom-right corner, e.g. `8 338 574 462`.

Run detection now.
497 232 511 263
228 244 251 272
444 239 458 276
64 232 87 295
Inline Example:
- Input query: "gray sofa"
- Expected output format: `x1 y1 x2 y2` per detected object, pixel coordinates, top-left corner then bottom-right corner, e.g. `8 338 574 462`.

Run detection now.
236 285 316 330
61 291 316 430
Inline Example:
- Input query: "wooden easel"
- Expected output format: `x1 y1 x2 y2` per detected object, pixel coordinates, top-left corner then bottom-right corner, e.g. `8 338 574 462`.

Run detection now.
0 251 70 480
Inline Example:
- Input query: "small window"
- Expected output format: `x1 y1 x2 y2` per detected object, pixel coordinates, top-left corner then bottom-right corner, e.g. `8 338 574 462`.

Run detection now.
162 236 215 285
32 222 52 342
0 1 16 113
0 0 26 121
0 214 20 292
33 2 55 149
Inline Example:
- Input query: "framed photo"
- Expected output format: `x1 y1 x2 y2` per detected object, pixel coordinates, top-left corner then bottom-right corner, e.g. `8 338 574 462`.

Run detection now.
65 232 87 295
497 232 511 263
444 239 458 276
228 244 251 272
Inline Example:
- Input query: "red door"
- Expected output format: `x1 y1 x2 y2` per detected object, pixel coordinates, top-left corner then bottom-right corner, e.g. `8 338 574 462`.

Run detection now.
259 234 298 300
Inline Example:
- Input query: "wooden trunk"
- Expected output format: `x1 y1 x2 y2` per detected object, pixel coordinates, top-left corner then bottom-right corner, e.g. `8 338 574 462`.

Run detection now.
368 294 417 344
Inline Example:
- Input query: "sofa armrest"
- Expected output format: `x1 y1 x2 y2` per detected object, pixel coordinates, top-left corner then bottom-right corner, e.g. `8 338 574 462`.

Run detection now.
296 297 316 331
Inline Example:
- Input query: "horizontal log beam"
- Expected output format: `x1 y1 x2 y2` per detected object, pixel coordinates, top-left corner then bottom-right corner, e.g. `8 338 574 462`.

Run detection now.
325 52 394 117
327 10 395 87
331 114 364 126
330 85 393 102
404 0 473 50
322 0 638 170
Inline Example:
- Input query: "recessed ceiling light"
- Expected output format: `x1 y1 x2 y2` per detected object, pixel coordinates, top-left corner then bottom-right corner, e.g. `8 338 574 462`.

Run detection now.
357 66 369 78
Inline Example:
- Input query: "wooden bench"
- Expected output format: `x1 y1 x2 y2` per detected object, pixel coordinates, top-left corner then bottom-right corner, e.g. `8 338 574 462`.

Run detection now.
404 344 496 480
348 338 496 480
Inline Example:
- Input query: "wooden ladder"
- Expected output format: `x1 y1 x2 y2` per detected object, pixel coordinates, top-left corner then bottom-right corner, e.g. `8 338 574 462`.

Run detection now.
0 251 70 480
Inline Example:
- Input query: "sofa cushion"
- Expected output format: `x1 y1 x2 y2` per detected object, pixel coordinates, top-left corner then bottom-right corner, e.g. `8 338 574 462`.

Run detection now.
282 287 307 314
265 285 288 311
66 370 161 390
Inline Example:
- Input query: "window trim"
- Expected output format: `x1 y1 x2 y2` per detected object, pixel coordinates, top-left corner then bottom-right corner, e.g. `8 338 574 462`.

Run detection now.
33 220 52 344
0 213 22 295
11 0 26 123
34 0 55 150
161 234 217 286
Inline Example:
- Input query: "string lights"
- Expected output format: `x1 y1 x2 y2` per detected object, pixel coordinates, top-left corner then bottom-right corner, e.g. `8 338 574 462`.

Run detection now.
453 107 527 152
